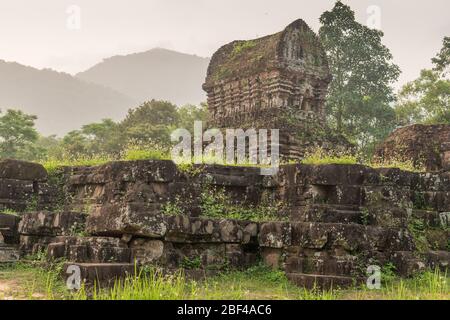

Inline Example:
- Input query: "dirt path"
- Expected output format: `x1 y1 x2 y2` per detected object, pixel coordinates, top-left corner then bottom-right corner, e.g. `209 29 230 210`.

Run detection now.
0 279 17 300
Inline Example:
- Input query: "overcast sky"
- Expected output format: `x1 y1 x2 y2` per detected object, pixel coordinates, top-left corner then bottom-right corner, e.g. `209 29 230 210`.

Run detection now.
0 0 448 87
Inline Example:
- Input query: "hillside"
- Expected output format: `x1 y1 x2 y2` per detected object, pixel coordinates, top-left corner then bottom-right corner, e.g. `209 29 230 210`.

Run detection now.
0 60 136 136
76 48 210 106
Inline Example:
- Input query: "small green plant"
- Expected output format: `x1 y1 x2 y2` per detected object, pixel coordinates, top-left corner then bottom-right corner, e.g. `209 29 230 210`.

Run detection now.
408 216 429 252
180 257 202 270
361 207 370 225
176 163 204 176
232 40 256 56
24 248 48 262
69 221 87 237
161 196 185 216
381 262 397 283
1 208 20 216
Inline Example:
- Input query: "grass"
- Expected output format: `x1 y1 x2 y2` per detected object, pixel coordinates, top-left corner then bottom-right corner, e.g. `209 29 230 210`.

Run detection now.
41 148 170 173
0 209 20 216
122 148 170 161
0 261 68 300
368 159 426 172
42 155 114 173
300 148 358 165
0 263 448 300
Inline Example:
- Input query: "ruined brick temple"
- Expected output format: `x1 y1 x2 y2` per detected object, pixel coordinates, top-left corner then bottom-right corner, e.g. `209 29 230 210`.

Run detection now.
203 19 349 159
0 19 448 290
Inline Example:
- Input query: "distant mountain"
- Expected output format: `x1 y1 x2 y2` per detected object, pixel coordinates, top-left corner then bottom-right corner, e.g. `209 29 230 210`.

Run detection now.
0 60 136 136
76 48 210 106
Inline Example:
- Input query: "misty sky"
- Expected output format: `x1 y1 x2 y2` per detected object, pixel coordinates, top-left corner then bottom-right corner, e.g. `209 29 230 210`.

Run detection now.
0 0 448 88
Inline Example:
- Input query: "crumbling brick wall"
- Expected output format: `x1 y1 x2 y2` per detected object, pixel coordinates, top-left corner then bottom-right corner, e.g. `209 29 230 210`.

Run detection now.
375 124 450 172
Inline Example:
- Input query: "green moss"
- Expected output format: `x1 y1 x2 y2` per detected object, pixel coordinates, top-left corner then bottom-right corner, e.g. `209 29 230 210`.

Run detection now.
231 40 257 56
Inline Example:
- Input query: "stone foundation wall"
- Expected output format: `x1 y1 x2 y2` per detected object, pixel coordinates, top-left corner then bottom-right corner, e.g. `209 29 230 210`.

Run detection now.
0 159 448 287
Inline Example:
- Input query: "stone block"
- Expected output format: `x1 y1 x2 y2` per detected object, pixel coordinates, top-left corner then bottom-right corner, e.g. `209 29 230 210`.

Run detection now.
63 262 135 284
86 204 167 238
130 239 165 265
0 159 47 181
291 223 329 249
18 211 86 236
259 222 291 248
0 213 20 244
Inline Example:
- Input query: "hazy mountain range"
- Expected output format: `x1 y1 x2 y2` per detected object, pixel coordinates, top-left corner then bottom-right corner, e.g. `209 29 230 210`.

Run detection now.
0 48 210 136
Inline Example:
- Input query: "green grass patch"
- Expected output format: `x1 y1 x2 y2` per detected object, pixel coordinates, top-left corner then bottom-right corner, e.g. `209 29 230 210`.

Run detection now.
122 148 170 161
300 148 357 165
42 155 113 173
0 263 448 300
368 159 425 173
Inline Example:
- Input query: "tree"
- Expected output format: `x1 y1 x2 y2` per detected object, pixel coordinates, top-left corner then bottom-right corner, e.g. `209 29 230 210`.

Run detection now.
81 119 123 156
319 1 400 155
432 36 450 76
177 103 208 134
395 37 450 125
0 109 39 160
120 100 179 149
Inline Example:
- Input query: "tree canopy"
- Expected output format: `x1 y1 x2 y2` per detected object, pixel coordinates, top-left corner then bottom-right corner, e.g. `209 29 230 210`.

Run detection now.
395 37 450 125
319 1 400 156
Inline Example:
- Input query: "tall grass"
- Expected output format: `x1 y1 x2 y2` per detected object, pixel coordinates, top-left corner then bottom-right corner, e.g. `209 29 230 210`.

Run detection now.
301 148 357 165
1 262 448 300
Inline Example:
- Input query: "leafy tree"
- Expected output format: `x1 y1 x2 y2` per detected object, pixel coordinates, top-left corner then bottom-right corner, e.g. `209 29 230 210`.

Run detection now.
319 1 400 155
60 130 90 158
120 100 179 149
177 103 208 134
81 119 123 156
0 109 39 160
395 37 450 125
432 36 450 76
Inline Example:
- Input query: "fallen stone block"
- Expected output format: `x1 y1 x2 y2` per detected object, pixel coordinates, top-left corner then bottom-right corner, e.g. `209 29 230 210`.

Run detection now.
0 159 47 182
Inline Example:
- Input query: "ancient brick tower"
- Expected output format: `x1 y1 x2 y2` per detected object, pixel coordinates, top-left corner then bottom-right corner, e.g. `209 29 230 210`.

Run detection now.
203 19 349 159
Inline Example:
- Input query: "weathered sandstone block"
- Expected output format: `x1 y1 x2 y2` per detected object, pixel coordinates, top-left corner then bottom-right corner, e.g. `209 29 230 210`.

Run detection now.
18 211 86 236
259 222 291 248
86 204 167 238
0 159 47 182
